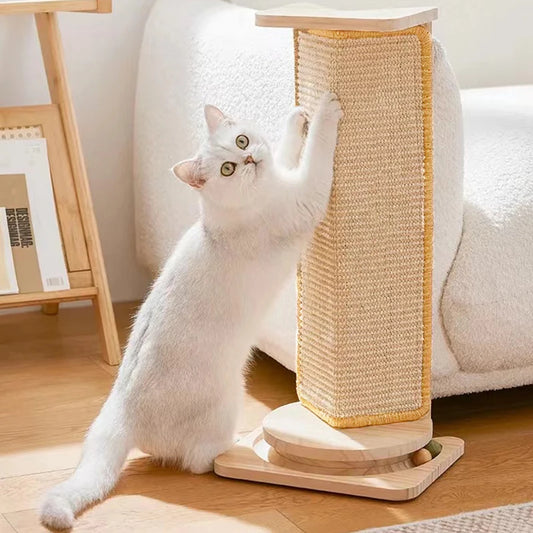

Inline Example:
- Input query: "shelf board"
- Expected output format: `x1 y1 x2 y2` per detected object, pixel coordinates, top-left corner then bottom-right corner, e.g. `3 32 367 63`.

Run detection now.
0 287 97 309
256 4 437 32
0 0 108 15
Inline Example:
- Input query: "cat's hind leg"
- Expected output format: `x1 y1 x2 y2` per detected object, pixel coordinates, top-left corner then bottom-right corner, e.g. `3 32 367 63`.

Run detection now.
181 436 234 474
179 392 240 474
150 426 234 474
275 107 308 169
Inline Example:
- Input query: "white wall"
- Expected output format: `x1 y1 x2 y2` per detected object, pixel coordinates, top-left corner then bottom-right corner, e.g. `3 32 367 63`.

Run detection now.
0 0 157 301
237 0 533 89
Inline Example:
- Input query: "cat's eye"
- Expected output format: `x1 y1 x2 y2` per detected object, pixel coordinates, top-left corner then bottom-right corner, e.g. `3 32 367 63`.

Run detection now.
220 161 236 177
235 134 249 150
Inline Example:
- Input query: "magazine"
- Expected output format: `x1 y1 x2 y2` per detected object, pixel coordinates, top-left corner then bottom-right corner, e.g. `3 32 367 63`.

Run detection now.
0 139 69 292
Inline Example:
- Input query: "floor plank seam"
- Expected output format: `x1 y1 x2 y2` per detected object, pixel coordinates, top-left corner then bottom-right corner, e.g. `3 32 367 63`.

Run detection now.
0 467 75 482
277 508 307 532
2 513 18 533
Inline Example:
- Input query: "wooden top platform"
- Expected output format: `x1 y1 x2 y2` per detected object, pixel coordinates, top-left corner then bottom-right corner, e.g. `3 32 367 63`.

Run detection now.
256 3 437 32
0 0 110 15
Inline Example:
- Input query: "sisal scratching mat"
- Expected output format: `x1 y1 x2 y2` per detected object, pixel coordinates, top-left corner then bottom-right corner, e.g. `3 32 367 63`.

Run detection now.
295 27 433 428
215 5 463 501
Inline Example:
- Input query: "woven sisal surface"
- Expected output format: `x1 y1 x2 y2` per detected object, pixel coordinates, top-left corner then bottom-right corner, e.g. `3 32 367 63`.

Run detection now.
296 27 433 428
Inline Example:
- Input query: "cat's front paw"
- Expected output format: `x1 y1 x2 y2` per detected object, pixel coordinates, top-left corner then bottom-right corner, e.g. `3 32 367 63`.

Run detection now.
316 92 343 123
287 106 309 137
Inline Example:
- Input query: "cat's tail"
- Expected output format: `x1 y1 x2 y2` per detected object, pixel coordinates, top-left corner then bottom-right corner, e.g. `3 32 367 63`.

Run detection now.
40 394 132 530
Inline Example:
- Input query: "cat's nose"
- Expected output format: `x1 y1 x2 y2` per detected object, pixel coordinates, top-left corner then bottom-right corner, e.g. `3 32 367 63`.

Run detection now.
244 155 255 165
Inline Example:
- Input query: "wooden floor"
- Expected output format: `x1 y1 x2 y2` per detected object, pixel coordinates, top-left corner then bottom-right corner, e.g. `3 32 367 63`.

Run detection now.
1 302 532 532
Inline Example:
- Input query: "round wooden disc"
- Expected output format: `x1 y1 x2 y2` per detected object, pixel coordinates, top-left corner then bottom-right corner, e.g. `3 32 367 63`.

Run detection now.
262 402 432 463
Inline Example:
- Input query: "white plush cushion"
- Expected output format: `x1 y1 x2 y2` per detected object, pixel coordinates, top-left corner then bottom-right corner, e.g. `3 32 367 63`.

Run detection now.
434 86 533 396
134 0 533 397
442 86 533 373
135 0 463 385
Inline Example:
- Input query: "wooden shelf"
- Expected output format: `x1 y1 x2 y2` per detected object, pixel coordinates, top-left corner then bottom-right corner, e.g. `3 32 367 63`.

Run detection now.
0 0 110 15
0 9 120 363
0 287 97 309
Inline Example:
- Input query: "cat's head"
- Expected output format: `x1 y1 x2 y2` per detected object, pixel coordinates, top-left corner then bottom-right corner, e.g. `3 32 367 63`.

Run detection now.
171 105 273 209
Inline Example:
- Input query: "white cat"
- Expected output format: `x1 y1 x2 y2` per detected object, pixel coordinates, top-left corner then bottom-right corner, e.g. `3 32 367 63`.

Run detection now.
40 92 342 530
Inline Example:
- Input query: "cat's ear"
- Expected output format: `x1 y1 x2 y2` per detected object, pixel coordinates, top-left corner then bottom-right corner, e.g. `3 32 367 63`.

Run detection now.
171 158 205 189
204 105 227 135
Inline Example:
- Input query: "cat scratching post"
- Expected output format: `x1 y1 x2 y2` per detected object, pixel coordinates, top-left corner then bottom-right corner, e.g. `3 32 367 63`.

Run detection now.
215 4 464 500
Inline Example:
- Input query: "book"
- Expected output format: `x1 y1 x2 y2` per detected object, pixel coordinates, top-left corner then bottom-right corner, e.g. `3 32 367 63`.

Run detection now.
0 207 18 295
0 139 69 293
1 174 42 293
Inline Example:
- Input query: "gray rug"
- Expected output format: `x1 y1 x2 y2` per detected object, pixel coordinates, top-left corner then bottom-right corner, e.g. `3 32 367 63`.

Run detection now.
362 502 533 532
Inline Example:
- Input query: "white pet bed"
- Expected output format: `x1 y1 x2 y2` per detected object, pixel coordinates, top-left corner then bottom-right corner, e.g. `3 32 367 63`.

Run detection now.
134 0 533 397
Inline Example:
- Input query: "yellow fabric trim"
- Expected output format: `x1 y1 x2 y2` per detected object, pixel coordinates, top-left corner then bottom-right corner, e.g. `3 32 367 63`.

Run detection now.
295 26 433 428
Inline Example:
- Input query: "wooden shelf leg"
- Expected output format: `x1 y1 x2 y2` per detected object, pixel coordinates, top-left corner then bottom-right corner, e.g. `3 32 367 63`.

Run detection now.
92 291 121 364
42 302 59 315
35 12 121 365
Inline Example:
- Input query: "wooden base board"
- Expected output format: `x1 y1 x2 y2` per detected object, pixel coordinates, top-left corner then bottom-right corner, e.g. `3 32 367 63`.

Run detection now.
215 423 464 501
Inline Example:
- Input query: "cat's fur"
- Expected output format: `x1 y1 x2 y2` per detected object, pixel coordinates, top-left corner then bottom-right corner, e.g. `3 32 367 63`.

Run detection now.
40 93 342 530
